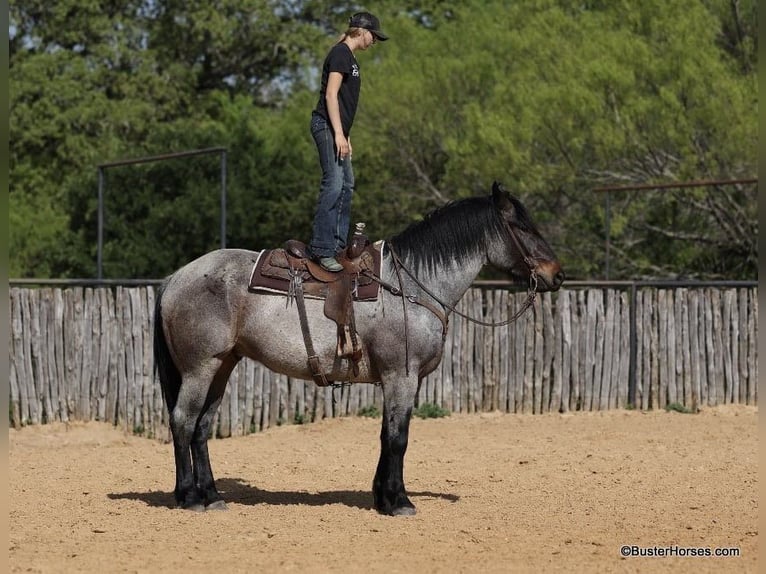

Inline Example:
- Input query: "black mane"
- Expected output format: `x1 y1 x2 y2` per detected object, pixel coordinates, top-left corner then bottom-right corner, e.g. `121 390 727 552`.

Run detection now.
386 196 502 274
387 193 542 274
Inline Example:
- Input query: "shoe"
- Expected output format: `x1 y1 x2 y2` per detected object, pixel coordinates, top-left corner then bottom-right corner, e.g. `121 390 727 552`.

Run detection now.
319 257 343 272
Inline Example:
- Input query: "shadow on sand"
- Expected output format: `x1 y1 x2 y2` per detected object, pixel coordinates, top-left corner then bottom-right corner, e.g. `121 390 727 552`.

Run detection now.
109 478 460 511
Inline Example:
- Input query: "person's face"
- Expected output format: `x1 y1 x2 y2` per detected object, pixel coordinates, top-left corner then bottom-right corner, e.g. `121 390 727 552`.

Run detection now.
361 29 377 49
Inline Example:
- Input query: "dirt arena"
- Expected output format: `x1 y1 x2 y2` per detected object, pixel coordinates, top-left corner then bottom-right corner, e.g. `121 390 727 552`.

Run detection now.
9 405 757 573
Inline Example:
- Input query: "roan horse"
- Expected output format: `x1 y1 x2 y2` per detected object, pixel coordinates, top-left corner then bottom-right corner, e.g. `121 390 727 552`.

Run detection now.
153 182 564 515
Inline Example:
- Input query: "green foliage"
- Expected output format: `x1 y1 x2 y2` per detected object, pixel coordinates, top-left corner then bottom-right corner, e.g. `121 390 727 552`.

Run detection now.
294 412 308 425
362 1 756 279
358 404 381 418
413 403 450 419
9 0 757 280
665 402 695 414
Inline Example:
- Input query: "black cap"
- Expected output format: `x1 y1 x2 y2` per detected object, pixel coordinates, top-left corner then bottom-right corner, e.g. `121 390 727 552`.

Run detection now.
348 12 389 41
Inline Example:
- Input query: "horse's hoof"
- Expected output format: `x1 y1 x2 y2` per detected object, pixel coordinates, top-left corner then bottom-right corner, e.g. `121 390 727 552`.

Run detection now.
206 500 228 511
392 506 417 516
181 503 206 513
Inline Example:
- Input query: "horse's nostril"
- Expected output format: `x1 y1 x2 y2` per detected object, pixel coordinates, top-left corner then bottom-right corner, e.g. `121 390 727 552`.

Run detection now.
555 270 565 284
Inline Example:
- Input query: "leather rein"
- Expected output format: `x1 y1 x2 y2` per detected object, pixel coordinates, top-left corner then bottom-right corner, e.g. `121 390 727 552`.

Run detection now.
361 223 539 375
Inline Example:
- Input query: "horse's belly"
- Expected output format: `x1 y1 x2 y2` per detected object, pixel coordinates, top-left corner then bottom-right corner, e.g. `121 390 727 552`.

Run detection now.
254 347 379 383
236 298 380 383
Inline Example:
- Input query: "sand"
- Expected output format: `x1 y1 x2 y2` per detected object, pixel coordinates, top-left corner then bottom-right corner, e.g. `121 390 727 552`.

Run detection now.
9 405 757 573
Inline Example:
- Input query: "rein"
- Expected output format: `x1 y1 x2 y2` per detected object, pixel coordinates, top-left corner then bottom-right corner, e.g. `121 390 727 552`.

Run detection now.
375 217 540 326
362 237 539 376
357 217 540 375
387 246 539 328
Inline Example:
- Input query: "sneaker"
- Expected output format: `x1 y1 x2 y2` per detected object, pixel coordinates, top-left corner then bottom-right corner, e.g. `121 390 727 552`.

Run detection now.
319 257 343 272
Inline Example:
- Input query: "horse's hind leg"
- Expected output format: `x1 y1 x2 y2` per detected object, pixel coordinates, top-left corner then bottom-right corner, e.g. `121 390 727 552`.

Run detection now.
191 355 240 511
169 358 229 511
373 372 418 516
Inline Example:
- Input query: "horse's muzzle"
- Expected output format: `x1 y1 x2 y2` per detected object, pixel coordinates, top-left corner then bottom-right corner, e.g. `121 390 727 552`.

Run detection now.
534 261 565 292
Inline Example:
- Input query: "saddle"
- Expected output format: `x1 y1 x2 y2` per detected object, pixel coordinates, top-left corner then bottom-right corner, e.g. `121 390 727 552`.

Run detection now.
249 240 381 302
249 236 383 386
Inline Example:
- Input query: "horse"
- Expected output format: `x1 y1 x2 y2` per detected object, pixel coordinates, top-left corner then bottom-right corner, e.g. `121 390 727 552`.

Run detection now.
153 181 564 515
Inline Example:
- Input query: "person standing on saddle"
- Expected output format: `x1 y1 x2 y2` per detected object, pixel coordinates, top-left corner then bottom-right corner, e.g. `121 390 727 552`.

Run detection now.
308 12 388 272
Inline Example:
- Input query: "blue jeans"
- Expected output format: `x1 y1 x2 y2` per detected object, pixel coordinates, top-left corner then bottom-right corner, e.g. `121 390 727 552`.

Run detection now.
309 114 354 258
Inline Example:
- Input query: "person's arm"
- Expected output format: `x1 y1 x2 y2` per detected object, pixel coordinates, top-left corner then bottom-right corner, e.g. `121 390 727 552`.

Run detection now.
325 71 350 160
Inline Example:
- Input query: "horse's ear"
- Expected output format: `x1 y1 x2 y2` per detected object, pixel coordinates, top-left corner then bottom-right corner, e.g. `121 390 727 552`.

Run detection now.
492 181 514 214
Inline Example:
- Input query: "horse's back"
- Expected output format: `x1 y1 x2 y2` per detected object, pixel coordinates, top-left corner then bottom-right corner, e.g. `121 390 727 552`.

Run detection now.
169 248 259 282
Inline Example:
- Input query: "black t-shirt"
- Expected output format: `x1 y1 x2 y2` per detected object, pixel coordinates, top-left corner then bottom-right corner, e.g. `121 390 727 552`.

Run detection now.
313 43 360 137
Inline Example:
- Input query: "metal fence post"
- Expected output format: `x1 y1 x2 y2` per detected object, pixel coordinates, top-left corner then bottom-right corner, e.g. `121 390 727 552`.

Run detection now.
220 150 227 249
97 167 104 280
96 147 227 278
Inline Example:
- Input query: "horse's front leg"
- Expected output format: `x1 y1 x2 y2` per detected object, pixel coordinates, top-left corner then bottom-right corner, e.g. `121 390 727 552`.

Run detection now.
373 372 418 516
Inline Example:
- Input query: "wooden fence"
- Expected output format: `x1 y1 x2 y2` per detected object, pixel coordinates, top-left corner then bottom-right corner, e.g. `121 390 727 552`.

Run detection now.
8 285 757 438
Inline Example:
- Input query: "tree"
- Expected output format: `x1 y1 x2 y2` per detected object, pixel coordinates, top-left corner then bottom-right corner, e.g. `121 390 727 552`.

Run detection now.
10 0 195 276
10 0 757 280
9 0 331 277
354 0 757 278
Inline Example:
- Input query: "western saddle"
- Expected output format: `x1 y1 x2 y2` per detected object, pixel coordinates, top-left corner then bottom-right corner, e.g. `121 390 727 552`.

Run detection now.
249 225 381 386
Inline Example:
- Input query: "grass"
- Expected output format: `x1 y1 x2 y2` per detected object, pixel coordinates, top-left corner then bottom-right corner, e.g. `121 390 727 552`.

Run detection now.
293 413 308 425
357 403 451 419
413 403 450 419
664 402 695 414
358 405 381 418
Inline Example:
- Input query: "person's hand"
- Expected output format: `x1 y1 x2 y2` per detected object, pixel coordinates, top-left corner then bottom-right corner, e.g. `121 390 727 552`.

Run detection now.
335 134 351 160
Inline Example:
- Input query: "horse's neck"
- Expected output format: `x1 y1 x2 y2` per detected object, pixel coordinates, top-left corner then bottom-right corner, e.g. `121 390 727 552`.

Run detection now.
394 255 485 308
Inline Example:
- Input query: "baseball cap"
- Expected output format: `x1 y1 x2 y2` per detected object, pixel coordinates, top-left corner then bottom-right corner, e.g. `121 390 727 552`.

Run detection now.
349 12 389 41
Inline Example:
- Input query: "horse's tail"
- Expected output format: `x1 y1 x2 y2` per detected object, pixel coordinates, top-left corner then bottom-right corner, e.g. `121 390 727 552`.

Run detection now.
154 280 182 415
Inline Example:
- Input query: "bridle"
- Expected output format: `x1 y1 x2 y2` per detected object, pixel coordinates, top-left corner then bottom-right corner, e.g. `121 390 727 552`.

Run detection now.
371 220 540 326
387 244 538 328
361 221 540 375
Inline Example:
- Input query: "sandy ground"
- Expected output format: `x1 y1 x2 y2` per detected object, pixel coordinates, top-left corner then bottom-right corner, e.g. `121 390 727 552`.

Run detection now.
9 405 758 573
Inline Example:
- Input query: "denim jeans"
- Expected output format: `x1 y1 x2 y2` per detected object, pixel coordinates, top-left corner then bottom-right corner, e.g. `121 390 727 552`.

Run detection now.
309 114 354 258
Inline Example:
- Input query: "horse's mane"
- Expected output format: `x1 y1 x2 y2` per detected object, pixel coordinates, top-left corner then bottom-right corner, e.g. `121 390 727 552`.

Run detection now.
387 194 539 274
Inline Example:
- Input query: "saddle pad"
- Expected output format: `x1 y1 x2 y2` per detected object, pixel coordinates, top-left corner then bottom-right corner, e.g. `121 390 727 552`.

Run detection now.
248 241 383 301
